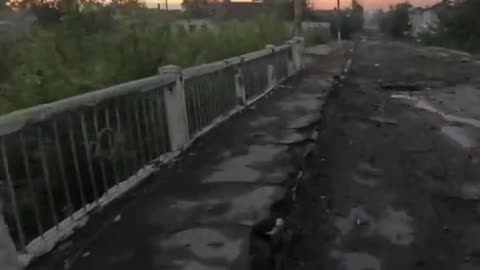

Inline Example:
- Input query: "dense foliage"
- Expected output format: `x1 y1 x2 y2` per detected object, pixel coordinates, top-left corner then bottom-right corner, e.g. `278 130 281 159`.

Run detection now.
0 8 290 114
419 0 480 53
379 2 412 38
330 0 364 39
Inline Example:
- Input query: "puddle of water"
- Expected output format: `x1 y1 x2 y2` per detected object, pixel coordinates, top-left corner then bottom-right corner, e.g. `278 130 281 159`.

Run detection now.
278 132 309 144
340 252 382 270
279 94 321 112
352 162 382 187
248 116 278 128
357 161 382 175
335 206 414 246
377 207 414 246
391 93 416 101
392 94 480 129
353 175 378 187
459 182 480 200
459 262 479 270
201 186 284 225
334 206 375 237
441 126 476 148
204 145 286 183
170 261 228 270
158 228 243 262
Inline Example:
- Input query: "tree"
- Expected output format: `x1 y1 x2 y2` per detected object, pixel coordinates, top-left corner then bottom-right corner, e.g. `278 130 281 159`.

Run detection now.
379 2 412 37
350 0 364 30
181 0 213 18
422 0 480 52
329 0 365 39
371 9 385 26
262 0 313 20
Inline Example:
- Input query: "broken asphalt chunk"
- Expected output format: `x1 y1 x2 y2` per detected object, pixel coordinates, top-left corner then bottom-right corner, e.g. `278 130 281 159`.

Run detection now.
278 132 310 145
380 82 421 91
368 116 398 125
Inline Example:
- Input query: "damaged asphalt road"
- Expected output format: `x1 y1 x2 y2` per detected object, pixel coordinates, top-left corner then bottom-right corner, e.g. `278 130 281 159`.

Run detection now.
28 44 350 270
287 40 480 270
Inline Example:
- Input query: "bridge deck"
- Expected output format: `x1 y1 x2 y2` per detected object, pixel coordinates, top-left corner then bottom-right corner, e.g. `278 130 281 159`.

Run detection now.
29 45 349 270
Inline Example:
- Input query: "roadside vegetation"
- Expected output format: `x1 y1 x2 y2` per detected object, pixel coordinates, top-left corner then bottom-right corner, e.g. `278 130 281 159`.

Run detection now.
377 2 411 38
0 0 336 115
419 0 480 53
377 0 480 53
0 5 291 114
331 0 364 39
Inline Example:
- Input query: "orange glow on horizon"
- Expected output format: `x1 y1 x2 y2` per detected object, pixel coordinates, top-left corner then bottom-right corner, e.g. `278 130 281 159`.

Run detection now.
144 0 441 11
312 0 441 10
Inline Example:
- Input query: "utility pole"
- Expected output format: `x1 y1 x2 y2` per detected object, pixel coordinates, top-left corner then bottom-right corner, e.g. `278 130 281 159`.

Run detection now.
294 0 302 36
337 0 342 42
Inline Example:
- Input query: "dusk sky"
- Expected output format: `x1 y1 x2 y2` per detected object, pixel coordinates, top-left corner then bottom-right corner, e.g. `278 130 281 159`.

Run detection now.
312 0 439 10
148 0 440 11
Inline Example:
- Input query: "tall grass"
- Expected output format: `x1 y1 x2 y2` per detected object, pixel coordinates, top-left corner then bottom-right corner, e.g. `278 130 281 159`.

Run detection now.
0 11 289 114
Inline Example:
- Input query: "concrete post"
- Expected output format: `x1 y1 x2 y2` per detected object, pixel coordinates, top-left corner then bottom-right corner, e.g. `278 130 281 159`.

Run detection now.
286 40 296 77
234 60 246 105
295 37 305 70
158 65 190 152
265 45 277 88
289 37 305 73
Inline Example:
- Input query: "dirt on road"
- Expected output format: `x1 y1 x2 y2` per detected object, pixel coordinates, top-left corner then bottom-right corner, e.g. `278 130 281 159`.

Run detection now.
287 39 480 270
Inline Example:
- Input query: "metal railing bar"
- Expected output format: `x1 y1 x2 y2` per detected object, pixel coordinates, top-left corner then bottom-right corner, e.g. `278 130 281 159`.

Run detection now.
20 134 44 238
37 127 59 229
1 139 26 250
53 122 74 220
67 118 87 208
80 112 99 200
93 110 109 192
0 75 177 137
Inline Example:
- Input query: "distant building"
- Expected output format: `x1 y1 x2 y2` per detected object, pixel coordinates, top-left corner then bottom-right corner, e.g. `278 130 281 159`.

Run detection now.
409 1 453 37
409 7 440 37
301 21 331 39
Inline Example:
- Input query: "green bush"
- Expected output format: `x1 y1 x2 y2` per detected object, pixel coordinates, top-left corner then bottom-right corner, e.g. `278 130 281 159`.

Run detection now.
304 29 329 45
379 2 412 38
418 0 480 53
323 0 364 40
0 11 289 114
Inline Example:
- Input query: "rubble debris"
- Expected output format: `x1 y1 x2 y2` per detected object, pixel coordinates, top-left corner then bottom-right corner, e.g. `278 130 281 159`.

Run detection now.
64 260 71 270
278 133 310 145
278 84 293 89
303 143 316 160
292 170 304 201
288 115 321 129
113 214 121 223
368 116 398 125
355 218 362 226
81 252 91 258
380 82 421 91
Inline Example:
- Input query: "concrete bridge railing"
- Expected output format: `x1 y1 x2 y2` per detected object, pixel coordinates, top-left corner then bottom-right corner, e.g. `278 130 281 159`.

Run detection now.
0 37 304 260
